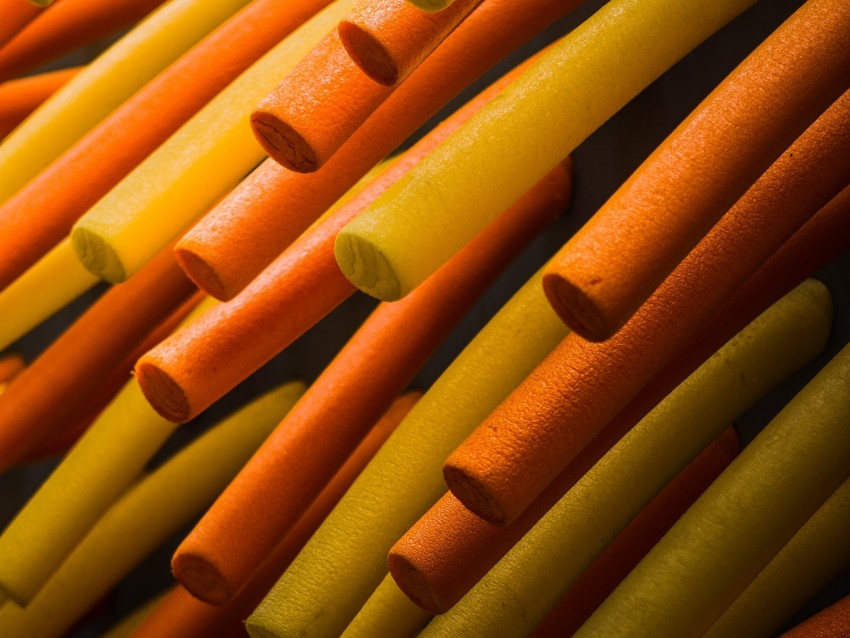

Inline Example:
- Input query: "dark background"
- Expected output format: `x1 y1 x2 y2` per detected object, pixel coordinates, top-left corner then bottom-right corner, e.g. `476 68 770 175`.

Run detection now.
2 0 849 635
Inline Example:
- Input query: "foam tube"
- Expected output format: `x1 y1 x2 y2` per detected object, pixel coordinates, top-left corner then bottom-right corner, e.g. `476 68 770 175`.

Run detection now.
704 476 850 637
0 299 215 605
574 342 850 638
0 0 250 203
245 269 567 638
335 0 761 300
71 0 359 283
340 573 432 638
0 239 98 351
0 381 305 638
420 280 832 638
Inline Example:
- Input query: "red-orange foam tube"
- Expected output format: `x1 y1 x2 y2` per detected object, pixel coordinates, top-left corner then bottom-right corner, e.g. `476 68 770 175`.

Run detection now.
444 90 850 526
390 183 850 614
543 0 850 341
0 0 167 81
251 31 392 172
176 0 583 300
0 0 42 50
167 161 570 605
0 246 196 472
338 0 481 86
132 393 419 638
0 0 330 292
149 59 535 423
529 428 739 637
780 595 850 638
0 67 78 140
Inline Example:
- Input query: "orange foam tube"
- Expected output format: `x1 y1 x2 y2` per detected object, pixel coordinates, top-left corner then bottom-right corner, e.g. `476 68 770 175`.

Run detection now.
338 0 482 86
444 90 850 526
14 293 204 465
389 183 850 613
543 0 850 341
132 393 419 638
0 246 196 472
176 0 583 300
780 595 850 638
148 58 536 423
0 0 42 50
0 0 167 81
0 67 79 140
0 0 330 291
251 31 392 172
167 162 570 604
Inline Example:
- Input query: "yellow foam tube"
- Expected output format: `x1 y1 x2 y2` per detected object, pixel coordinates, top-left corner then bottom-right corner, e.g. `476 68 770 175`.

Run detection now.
0 380 304 638
421 279 832 638
0 0 251 204
404 0 456 11
341 573 432 638
246 268 568 638
0 297 217 605
71 0 359 283
575 327 850 638
0 238 99 351
704 475 850 638
334 0 759 301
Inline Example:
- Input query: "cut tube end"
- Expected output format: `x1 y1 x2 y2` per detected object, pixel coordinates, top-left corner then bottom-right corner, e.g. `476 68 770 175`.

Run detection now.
250 111 319 173
442 462 507 526
338 20 400 86
135 359 192 424
542 271 619 342
245 618 283 638
174 244 234 301
172 551 234 606
71 225 127 283
334 230 403 301
387 551 449 614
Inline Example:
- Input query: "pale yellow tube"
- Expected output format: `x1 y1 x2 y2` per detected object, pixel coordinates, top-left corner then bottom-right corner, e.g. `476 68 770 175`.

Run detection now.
246 268 567 638
0 0 251 204
421 279 832 638
574 329 850 638
0 238 98 351
341 573 432 638
704 476 850 638
71 0 359 283
0 298 216 605
334 0 759 300
0 380 305 638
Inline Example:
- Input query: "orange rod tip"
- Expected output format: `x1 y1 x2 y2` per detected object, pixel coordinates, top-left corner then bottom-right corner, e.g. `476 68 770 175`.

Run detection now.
135 360 192 423
338 19 399 85
174 244 233 301
250 110 320 173
171 552 232 606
